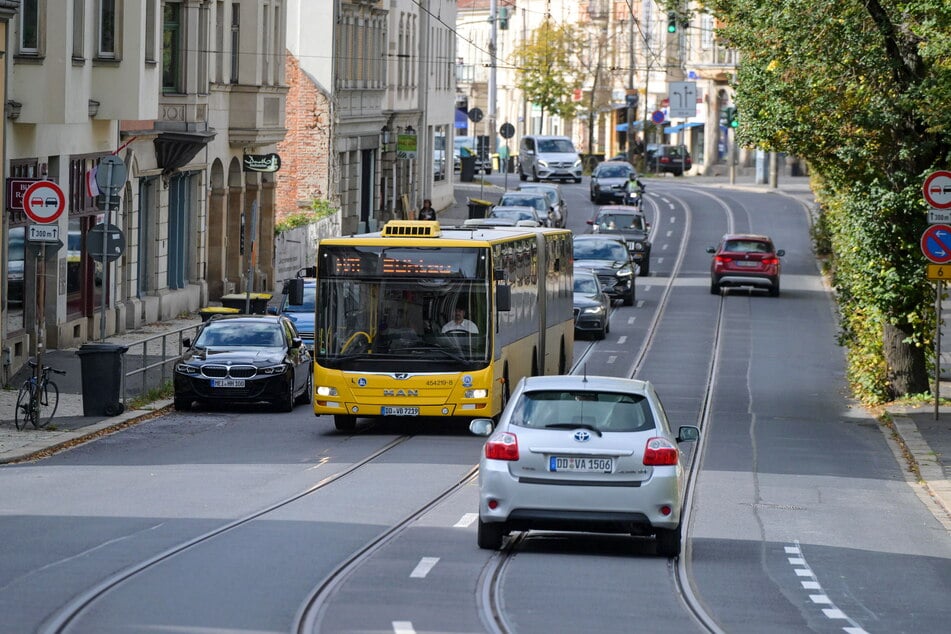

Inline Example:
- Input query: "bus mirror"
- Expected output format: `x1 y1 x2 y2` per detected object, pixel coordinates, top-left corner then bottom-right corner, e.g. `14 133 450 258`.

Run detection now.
285 278 305 306
298 266 316 278
496 284 511 311
494 268 507 281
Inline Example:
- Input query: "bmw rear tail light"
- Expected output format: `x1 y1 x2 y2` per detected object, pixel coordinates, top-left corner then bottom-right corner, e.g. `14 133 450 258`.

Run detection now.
485 431 519 461
714 255 731 265
643 437 679 466
762 256 779 266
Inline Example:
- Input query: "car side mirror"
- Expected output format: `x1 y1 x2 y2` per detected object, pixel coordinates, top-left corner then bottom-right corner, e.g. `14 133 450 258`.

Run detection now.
776 249 786 256
677 425 700 443
291 337 303 349
706 247 716 254
469 418 494 436
283 277 305 306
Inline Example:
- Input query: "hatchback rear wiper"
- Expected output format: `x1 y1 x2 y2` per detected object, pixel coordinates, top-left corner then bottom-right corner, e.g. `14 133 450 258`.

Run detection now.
543 423 603 437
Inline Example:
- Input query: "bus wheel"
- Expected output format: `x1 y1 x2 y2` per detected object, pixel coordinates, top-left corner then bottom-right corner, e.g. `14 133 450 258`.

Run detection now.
334 415 356 432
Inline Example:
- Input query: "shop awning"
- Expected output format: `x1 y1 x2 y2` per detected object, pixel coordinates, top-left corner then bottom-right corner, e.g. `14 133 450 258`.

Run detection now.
615 121 645 132
663 122 704 134
455 109 469 129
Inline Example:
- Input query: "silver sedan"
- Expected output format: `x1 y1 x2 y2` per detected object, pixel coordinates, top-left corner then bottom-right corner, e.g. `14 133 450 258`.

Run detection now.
469 374 699 557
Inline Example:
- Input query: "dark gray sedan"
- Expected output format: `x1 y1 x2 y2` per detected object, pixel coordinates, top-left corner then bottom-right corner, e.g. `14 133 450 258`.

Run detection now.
573 267 611 339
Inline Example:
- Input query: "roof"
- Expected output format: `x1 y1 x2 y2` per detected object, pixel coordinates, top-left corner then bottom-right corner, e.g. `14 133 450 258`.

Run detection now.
520 374 650 394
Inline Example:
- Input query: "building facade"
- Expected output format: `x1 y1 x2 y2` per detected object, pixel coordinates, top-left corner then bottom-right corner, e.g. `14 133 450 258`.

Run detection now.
1 0 286 385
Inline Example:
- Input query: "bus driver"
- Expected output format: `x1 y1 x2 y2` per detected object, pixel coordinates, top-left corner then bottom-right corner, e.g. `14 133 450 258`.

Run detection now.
442 306 479 334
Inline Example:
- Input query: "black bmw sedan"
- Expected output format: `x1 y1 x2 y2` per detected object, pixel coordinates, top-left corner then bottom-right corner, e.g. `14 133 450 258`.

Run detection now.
173 314 312 412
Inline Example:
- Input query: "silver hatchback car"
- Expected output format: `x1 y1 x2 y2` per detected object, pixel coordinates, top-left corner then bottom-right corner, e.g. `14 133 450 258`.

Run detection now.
469 374 700 557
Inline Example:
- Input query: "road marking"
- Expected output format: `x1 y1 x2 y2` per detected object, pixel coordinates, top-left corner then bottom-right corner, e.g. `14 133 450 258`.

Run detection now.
627 316 636 325
662 243 669 250
393 622 415 634
454 513 477 528
666 230 673 237
617 336 627 344
410 557 439 578
607 355 617 364
784 542 868 633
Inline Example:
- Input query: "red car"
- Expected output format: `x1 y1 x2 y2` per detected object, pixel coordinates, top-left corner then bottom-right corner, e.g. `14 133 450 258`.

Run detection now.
707 233 784 296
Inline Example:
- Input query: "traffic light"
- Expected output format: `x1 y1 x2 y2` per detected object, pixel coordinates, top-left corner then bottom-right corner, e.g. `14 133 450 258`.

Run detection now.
499 7 509 30
726 106 739 128
667 12 678 34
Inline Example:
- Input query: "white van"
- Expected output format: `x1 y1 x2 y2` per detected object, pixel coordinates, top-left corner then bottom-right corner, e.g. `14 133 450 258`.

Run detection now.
518 135 582 183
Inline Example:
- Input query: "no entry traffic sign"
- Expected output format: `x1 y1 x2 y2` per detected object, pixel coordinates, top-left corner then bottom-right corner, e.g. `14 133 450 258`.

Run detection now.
22 180 66 224
921 224 951 263
923 171 951 209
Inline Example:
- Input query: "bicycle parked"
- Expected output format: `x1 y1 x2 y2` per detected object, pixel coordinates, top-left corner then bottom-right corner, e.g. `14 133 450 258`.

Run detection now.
14 359 65 430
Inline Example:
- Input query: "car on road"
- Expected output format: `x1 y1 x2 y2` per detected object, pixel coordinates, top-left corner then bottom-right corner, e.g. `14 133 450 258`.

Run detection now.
573 267 611 339
517 183 567 227
590 160 637 203
469 374 700 556
646 144 692 176
270 271 316 351
707 233 784 296
488 205 545 227
587 206 652 276
572 234 637 306
497 191 556 226
173 314 313 412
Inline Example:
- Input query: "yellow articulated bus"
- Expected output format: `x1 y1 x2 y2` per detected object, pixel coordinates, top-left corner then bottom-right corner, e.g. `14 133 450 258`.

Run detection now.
312 220 574 431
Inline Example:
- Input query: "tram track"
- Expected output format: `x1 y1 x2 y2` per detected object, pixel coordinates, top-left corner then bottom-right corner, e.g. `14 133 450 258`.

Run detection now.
479 185 743 634
41 435 416 633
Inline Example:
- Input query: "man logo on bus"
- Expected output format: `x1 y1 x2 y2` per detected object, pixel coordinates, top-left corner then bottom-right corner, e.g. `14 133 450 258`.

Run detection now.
462 375 473 387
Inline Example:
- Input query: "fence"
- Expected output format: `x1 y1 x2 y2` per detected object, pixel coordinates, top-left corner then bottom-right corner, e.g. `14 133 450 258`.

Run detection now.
120 323 202 403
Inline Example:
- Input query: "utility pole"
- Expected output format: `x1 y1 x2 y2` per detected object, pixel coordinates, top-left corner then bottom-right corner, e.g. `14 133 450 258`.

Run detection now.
627 13 636 167
488 0 498 155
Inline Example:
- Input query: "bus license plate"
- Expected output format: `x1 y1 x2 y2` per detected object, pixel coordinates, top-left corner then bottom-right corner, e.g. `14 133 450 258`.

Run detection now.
212 379 245 388
549 456 614 473
382 406 419 416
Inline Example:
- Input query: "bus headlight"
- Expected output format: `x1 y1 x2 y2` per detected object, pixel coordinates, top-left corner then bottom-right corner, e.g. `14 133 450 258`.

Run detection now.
465 389 489 399
316 386 338 397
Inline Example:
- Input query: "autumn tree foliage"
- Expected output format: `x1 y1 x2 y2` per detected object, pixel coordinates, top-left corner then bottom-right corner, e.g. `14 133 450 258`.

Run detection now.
700 0 951 402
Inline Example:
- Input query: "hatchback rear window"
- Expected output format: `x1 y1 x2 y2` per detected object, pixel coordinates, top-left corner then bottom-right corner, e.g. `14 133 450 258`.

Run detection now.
511 390 655 432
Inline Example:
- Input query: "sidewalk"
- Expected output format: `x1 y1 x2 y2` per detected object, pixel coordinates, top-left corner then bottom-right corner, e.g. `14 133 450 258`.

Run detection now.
1 174 947 526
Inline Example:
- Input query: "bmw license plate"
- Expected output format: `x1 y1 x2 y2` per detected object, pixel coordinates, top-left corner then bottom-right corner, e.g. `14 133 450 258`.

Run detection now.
549 456 614 473
734 260 759 267
211 379 245 388
382 406 419 416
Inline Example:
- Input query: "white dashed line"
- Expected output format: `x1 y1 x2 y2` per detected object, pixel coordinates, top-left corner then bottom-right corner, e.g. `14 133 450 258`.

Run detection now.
454 513 477 528
784 542 869 633
410 557 439 579
627 316 636 325
393 621 416 634
607 355 617 364
617 336 627 344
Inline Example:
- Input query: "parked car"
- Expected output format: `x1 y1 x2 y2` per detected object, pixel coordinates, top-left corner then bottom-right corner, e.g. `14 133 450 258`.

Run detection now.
517 183 567 227
707 233 784 296
173 314 313 412
573 267 611 339
454 136 492 174
469 374 700 556
497 191 555 226
646 144 692 176
590 161 636 203
587 206 652 276
572 235 637 306
488 205 545 227
270 269 316 351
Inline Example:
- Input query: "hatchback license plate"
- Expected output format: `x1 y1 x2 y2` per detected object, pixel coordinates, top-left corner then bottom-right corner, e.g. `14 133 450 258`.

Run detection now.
549 456 614 473
382 406 419 416
212 379 245 388
733 260 760 267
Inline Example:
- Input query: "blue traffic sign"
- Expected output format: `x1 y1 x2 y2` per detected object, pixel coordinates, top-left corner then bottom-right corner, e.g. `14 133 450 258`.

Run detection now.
921 224 951 264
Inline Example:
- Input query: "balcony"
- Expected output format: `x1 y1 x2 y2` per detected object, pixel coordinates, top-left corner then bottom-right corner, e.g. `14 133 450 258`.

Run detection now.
228 85 288 148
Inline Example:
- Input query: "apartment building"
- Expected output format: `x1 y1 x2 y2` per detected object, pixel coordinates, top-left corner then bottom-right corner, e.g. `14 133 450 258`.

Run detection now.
1 1 286 385
281 0 456 240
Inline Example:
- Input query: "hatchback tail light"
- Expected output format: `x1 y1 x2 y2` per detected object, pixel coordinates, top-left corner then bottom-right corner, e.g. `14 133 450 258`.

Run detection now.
643 437 679 466
485 431 519 461
761 256 779 266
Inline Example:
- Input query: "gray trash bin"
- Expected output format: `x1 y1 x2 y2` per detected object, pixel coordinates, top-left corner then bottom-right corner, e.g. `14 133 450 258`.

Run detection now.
76 343 129 416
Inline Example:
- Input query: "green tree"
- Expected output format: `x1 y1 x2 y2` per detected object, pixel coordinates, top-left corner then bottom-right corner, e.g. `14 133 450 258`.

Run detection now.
700 0 951 402
511 17 585 131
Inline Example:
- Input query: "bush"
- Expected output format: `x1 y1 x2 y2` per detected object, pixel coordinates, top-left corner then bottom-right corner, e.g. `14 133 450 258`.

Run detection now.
275 199 337 234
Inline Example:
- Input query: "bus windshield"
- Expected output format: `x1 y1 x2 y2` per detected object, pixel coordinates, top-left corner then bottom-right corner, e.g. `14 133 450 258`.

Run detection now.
315 246 491 371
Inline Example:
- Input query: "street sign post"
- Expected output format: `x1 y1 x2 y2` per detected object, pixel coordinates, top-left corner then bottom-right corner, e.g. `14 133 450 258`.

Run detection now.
921 224 951 263
22 180 65 224
923 170 951 210
95 155 128 340
668 81 697 119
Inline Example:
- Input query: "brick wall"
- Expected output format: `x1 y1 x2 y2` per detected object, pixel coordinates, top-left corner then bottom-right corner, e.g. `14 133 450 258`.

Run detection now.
276 54 333 221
